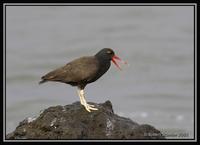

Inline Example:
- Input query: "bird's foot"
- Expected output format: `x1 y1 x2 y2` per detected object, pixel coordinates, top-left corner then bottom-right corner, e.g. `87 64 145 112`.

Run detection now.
77 88 98 112
83 103 98 112
80 100 97 112
87 104 95 107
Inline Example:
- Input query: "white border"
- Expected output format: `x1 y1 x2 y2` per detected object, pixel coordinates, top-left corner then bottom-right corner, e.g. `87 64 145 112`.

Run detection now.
3 3 6 142
194 3 197 141
3 3 198 5
3 3 197 142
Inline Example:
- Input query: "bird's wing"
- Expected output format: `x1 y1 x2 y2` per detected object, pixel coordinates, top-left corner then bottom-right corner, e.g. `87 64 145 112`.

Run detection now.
41 56 99 83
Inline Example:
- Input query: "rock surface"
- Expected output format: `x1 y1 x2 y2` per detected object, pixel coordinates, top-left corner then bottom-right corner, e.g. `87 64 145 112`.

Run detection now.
6 100 165 139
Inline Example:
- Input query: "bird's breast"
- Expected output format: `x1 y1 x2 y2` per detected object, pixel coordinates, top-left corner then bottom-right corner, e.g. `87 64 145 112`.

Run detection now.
87 61 111 83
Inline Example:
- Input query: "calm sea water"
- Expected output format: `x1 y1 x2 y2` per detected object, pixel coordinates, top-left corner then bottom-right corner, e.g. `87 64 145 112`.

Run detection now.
5 5 194 139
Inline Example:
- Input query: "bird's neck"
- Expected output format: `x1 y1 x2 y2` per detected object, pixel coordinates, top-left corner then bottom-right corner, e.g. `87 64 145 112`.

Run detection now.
94 55 111 73
95 53 111 62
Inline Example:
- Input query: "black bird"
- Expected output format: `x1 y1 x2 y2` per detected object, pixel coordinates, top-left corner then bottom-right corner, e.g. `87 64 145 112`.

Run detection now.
39 48 125 112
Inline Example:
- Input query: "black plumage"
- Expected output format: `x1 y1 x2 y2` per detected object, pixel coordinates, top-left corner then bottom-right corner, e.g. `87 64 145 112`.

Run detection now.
39 48 122 112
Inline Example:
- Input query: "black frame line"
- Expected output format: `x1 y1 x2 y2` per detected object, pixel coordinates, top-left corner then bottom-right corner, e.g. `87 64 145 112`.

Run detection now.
3 3 196 142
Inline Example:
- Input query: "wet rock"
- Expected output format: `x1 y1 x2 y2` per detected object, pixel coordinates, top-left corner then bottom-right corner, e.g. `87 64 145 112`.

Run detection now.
6 100 165 139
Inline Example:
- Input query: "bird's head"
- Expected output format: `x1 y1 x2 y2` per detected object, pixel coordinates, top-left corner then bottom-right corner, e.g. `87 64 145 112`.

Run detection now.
95 48 127 70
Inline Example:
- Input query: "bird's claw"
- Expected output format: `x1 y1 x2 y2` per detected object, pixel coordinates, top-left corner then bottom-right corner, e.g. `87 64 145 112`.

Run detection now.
80 101 94 107
83 103 98 112
78 89 98 112
87 104 95 107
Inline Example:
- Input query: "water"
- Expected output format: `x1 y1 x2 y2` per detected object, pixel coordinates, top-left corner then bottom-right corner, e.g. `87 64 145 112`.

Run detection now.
5 5 194 139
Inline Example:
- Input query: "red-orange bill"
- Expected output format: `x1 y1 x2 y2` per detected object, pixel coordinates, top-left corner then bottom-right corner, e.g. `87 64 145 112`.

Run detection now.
111 55 127 70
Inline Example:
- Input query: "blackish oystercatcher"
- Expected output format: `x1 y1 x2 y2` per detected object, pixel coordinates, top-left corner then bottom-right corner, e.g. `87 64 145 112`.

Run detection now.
39 48 126 112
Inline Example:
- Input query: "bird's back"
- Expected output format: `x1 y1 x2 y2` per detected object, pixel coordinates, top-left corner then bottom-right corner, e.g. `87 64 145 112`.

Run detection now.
40 56 101 85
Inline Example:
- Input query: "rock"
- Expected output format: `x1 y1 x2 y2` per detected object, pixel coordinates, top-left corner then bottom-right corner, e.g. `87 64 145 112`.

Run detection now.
6 100 165 139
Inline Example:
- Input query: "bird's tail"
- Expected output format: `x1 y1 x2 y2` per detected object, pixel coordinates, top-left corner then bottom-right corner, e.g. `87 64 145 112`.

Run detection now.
39 79 47 85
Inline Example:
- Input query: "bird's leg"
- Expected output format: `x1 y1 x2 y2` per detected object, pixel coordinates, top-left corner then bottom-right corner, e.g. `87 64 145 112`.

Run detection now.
79 90 96 108
77 88 98 112
77 88 95 107
77 89 84 105
79 90 98 111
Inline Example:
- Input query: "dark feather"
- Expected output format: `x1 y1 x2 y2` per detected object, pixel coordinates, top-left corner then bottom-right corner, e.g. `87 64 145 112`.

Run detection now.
39 56 100 85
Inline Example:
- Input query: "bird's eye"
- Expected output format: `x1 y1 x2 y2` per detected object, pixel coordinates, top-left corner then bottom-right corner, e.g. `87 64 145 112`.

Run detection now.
106 50 112 54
